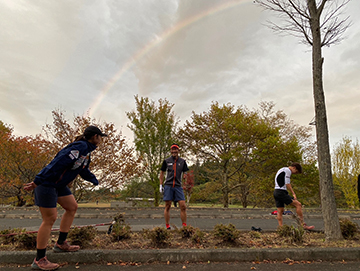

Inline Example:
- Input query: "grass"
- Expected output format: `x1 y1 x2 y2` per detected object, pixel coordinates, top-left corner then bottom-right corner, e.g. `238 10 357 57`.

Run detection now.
78 202 111 208
77 201 254 209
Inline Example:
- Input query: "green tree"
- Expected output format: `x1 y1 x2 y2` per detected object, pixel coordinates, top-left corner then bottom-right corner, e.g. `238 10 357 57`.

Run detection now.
126 95 178 206
117 178 154 200
42 109 142 201
255 0 350 241
332 136 360 208
179 102 302 208
253 101 319 207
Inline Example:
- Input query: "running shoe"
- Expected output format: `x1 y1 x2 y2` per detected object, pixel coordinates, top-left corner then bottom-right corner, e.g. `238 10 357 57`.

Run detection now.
53 241 80 253
31 257 59 270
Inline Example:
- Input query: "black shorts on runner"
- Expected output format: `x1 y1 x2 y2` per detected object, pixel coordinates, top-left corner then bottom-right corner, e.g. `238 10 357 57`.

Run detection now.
273 189 293 208
35 185 72 208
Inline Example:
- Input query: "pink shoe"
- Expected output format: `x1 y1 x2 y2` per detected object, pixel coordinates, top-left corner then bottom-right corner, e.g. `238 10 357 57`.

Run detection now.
303 223 315 230
53 241 80 253
31 256 59 270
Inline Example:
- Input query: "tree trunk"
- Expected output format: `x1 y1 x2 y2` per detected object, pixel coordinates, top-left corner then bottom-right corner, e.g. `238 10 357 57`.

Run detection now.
16 194 25 207
308 0 343 241
186 191 191 207
223 174 229 208
154 190 160 207
240 185 249 208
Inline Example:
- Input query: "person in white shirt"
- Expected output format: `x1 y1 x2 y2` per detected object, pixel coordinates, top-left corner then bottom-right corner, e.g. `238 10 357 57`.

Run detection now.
273 162 314 230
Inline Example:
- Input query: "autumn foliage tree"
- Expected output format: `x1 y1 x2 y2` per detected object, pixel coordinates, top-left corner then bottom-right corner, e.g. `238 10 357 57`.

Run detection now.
183 170 195 207
0 121 51 206
42 109 143 201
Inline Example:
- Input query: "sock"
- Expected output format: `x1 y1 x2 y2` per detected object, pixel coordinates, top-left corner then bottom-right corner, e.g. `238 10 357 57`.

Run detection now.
182 223 187 227
36 248 46 261
166 224 170 229
57 232 68 245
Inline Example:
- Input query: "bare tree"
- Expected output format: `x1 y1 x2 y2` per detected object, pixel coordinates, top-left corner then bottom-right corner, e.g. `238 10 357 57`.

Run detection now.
255 0 351 241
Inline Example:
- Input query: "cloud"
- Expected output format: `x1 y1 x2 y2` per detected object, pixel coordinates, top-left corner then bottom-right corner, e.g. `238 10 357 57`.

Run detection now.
0 0 359 149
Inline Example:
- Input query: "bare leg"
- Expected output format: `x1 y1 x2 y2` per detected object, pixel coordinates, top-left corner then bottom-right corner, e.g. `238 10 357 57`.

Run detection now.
57 195 78 232
277 207 284 227
178 200 187 224
290 200 305 224
164 201 171 225
37 207 57 249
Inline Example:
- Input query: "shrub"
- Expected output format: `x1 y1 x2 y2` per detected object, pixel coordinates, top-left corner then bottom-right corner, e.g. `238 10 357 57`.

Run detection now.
340 218 358 239
113 213 126 224
277 225 304 243
213 223 240 243
179 225 196 239
191 229 205 244
249 231 261 239
144 227 171 246
276 225 292 237
16 233 37 249
68 226 97 247
111 222 132 241
0 228 25 245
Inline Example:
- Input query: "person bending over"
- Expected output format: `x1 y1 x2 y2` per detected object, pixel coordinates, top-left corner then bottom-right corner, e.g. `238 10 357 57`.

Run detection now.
273 162 314 230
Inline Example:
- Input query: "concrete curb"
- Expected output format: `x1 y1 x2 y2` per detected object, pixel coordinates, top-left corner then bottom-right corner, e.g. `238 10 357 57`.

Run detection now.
1 247 360 264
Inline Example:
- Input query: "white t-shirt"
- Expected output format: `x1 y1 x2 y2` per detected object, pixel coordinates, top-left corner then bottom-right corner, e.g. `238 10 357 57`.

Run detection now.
274 167 291 190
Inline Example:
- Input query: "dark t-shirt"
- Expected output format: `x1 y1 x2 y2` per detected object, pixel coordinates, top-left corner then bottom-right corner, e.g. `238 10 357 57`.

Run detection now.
161 156 189 187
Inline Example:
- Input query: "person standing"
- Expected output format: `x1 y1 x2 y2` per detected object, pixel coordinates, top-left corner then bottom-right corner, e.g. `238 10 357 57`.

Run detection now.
159 144 189 230
24 125 107 270
273 162 314 230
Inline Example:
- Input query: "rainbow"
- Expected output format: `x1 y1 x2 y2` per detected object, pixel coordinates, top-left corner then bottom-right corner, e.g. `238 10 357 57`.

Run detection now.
88 0 252 116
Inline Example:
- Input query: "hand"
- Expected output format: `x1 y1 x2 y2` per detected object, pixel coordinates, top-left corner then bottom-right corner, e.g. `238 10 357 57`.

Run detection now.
160 184 164 193
23 182 37 191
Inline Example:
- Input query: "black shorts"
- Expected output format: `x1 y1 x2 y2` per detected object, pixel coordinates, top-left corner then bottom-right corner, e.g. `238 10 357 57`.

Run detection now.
34 185 72 208
273 189 293 208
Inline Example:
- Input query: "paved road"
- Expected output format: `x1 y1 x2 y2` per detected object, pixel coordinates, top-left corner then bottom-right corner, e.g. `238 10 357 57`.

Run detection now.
0 217 325 232
1 261 360 271
2 206 357 232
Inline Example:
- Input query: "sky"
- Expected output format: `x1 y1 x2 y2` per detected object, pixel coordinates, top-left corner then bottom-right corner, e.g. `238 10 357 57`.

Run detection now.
0 0 359 149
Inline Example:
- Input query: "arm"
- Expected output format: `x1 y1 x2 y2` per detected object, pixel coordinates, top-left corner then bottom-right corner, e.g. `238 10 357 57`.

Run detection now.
23 182 37 191
159 171 165 185
159 171 165 193
159 160 167 191
286 183 297 200
79 168 99 186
